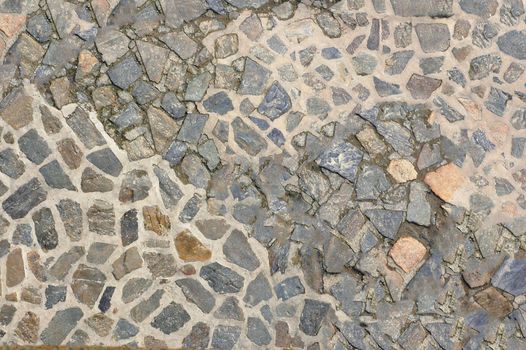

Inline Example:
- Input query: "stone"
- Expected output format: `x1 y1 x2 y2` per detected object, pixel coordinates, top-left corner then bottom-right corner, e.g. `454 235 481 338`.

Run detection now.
151 302 190 335
0 88 34 130
27 14 53 42
161 92 186 119
66 107 106 149
176 278 216 313
85 314 114 337
57 138 83 169
469 54 502 81
144 252 177 277
492 259 526 296
503 62 524 83
215 34 238 58
12 224 32 246
113 319 139 340
385 50 414 75
185 72 212 102
367 18 380 50
390 0 453 17
153 165 183 208
48 246 85 280
40 308 83 345
119 170 152 203
15 312 39 343
434 97 465 122
415 23 450 53
120 209 138 246
316 12 341 38
18 129 51 165
130 289 165 323
32 207 58 250
351 53 377 76
406 74 442 99
143 205 170 235
49 77 73 109
257 81 292 120
239 58 271 95
214 297 244 320
137 41 169 83
87 200 114 236
232 117 268 155
275 276 305 301
161 32 198 60
112 247 143 280
200 262 244 293
183 322 210 349
98 286 115 313
81 167 114 193
324 236 354 273
316 142 363 182
222 229 260 271
373 77 401 96
474 287 513 318
364 209 404 240
243 272 273 306
247 317 271 346
299 299 330 336
497 30 526 60
387 159 418 183
211 325 241 350
5 33 46 78
0 304 16 326
356 165 390 200
163 140 188 166
485 87 511 117
122 278 153 304
71 264 106 307
0 148 25 179
177 113 208 144
39 160 76 190
6 247 24 287
175 230 212 262
203 91 234 115
107 55 142 89
0 178 46 220
389 237 427 272
459 0 498 18
394 22 412 48
240 13 263 41
131 80 159 105
424 163 466 202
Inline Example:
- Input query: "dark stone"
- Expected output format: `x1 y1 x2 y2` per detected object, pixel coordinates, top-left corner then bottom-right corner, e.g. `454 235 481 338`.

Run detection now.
203 91 234 115
113 319 139 340
87 148 123 177
107 55 143 89
66 107 106 149
257 81 291 120
390 0 453 17
364 209 404 239
18 129 51 165
177 113 208 144
243 272 273 306
151 302 191 335
176 278 216 313
373 76 401 96
200 262 245 293
367 19 380 50
232 117 267 156
121 209 138 246
45 285 67 309
39 160 76 190
214 297 244 321
299 299 330 336
497 30 526 60
434 96 465 122
247 317 271 346
317 142 363 182
183 322 210 349
32 207 58 250
238 58 271 95
98 286 115 313
485 87 511 117
492 259 526 296
459 0 498 18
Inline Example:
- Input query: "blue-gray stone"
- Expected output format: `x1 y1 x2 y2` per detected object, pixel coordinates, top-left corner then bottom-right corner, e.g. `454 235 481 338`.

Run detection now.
12 224 33 246
275 276 305 301
497 30 526 60
239 58 271 95
211 325 241 350
40 307 83 345
459 0 498 18
18 129 51 165
257 81 291 120
86 148 123 177
0 148 25 179
316 142 363 182
151 302 190 335
268 128 285 147
98 286 115 313
484 87 511 117
247 317 271 346
299 299 330 336
177 113 208 144
107 55 142 89
213 296 244 321
243 272 273 306
203 91 234 115
45 285 67 309
176 278 216 313
163 140 188 167
39 160 76 190
433 96 465 122
113 318 139 340
3 178 47 219
373 77 401 96
390 0 453 17
222 229 260 271
321 47 342 59
364 209 404 239
200 262 244 293
232 117 267 156
161 92 186 119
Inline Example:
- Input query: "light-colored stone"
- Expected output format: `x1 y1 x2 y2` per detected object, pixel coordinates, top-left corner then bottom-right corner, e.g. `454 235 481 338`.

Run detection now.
424 163 466 202
389 237 427 272
174 230 212 262
387 159 417 183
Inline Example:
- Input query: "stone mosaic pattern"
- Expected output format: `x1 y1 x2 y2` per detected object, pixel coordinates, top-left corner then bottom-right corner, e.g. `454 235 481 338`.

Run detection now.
0 0 525 349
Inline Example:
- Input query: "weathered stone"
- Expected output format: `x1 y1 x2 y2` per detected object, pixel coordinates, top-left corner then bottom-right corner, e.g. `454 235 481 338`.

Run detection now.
497 30 526 60
122 277 153 304
389 237 427 272
247 317 271 346
214 297 244 320
0 88 33 130
85 314 114 338
71 264 106 308
222 229 260 271
144 252 177 278
49 77 73 108
232 117 267 155
6 247 25 287
475 287 513 317
316 12 341 38
120 209 138 246
48 246 85 280
151 302 190 335
485 87 511 117
176 278 216 313
468 54 502 80
81 167 114 193
0 148 25 179
107 55 142 89
367 19 380 50
390 0 453 17
119 169 152 203
424 163 466 202
492 259 526 296
44 285 66 310
364 209 404 240
87 200 114 236
257 81 291 120
15 312 39 343
459 0 498 17
27 13 53 42
200 262 244 293
183 322 210 349
185 72 212 102
113 319 139 340
39 160 76 191
175 230 212 262
130 289 165 323
0 304 16 326
299 299 330 336
406 74 442 99
323 235 354 273
316 142 363 182
112 247 143 280
385 50 414 75
12 224 33 246
177 113 208 144
153 165 183 208
18 129 51 165
1 178 46 220
239 58 271 95
203 91 234 115
137 41 169 83
243 272 273 306
41 308 83 344
503 62 524 83
32 207 58 251
211 325 241 350
373 76 401 96
215 33 238 58
57 138 83 169
356 165 390 200
275 276 305 301
387 159 417 183
66 107 106 149
415 23 450 53
143 205 170 235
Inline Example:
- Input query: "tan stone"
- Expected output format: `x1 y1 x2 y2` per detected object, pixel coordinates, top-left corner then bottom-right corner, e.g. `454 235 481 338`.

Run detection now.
77 49 99 79
0 13 26 37
356 127 386 155
14 311 39 343
112 247 143 280
85 313 114 337
147 106 179 154
143 205 171 235
474 287 513 318
389 236 427 273
457 97 481 121
92 86 116 109
388 159 417 183
6 247 25 287
424 163 466 202
50 77 73 109
0 89 33 130
175 230 212 262
57 138 84 169
21 287 42 304
27 251 46 282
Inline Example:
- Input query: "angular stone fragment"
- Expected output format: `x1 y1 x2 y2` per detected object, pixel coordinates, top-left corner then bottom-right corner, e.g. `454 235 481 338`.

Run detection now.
469 54 502 80
57 138 83 169
153 165 183 209
71 264 106 307
232 117 267 155
120 209 138 246
107 55 142 89
247 317 271 346
113 319 138 340
424 163 466 202
41 307 83 345
316 12 341 38
211 325 241 350
15 312 39 343
183 322 210 349
497 30 526 60
86 148 122 177
387 159 417 183
239 58 271 95
44 285 66 309
87 200 114 236
137 41 169 83
275 276 305 301
175 230 211 262
367 18 380 50
143 205 170 235
316 142 363 182
415 23 450 53
299 299 330 336
176 278 215 313
144 252 177 278
130 289 164 323
0 304 16 327
485 87 511 117
203 91 234 116
373 77 401 96
215 33 239 58
163 140 187 166
0 148 25 179
474 287 513 317
364 209 404 240
81 167 114 193
18 129 51 165
222 229 260 271
243 272 273 306
151 302 190 335
240 13 263 41
389 237 427 272
122 277 152 304
85 314 114 337
119 169 152 203
112 247 143 280
459 0 498 18
492 259 526 296
0 88 33 130
214 297 244 320
66 107 106 149
48 246 85 280
406 74 441 99
50 77 73 109
6 247 25 287
185 72 212 102
177 113 208 144
257 81 291 120
323 236 353 273
390 0 453 17
32 207 58 250
200 262 244 293
161 32 198 60
39 160 76 191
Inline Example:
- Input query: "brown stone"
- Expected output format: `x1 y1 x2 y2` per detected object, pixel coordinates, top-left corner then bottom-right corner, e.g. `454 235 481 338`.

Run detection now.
71 264 106 307
76 49 99 80
474 287 513 318
387 159 417 183
180 264 196 275
143 205 171 235
0 13 26 37
40 105 63 134
50 77 73 109
27 251 47 282
5 292 17 301
6 247 25 287
174 230 212 262
57 138 84 169
85 313 114 337
14 311 39 343
424 163 466 202
462 254 505 288
92 86 116 109
21 287 42 304
0 88 33 129
112 246 143 280
406 74 442 100
147 106 179 155
81 167 114 193
275 321 304 348
389 236 427 273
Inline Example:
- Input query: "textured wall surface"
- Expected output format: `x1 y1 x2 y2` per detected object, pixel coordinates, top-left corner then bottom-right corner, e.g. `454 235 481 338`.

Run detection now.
0 0 525 348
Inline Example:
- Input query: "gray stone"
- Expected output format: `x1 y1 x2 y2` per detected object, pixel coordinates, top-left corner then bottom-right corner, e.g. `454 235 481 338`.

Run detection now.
179 193 202 223
111 103 143 132
356 165 390 200
324 236 353 273
448 67 467 87
352 53 377 75
239 13 263 41
178 154 210 189
495 177 514 196
434 96 465 122
185 72 212 102
339 321 367 349
119 170 152 203
112 247 143 280
87 200 115 236
214 297 244 321
18 129 51 165
200 262 244 293
0 148 25 178
151 302 190 335
198 139 220 170
27 14 53 43
232 117 267 156
367 19 380 50
137 41 170 83
223 229 260 271
331 276 360 316
87 242 116 265
0 304 16 326
183 322 210 349
131 80 160 105
163 141 188 166
40 308 83 345
257 81 291 120
130 289 165 323
122 278 153 304
215 34 239 58
331 87 351 106
113 319 138 340
469 54 502 80
120 210 138 246
300 45 317 66
211 325 241 350
66 107 106 149
177 113 208 144
243 272 273 306
238 58 271 95
12 224 33 246
407 199 431 226
364 209 404 239
390 0 453 17
420 56 444 75
32 207 58 250
299 299 330 336
176 278 216 313
161 32 198 60
504 62 525 83
497 30 526 60
306 97 331 115
321 47 342 59
267 35 287 54
316 142 363 182
95 28 130 65
415 23 450 53
460 0 498 18
512 137 526 158
81 167 114 193
107 55 142 89
39 160 76 190
203 91 234 115
48 246 85 280
394 22 412 48
153 165 183 208
275 276 305 301
161 92 186 119
485 87 511 117
373 76 401 96
316 12 341 38
385 50 414 75
406 74 442 99
247 317 271 346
